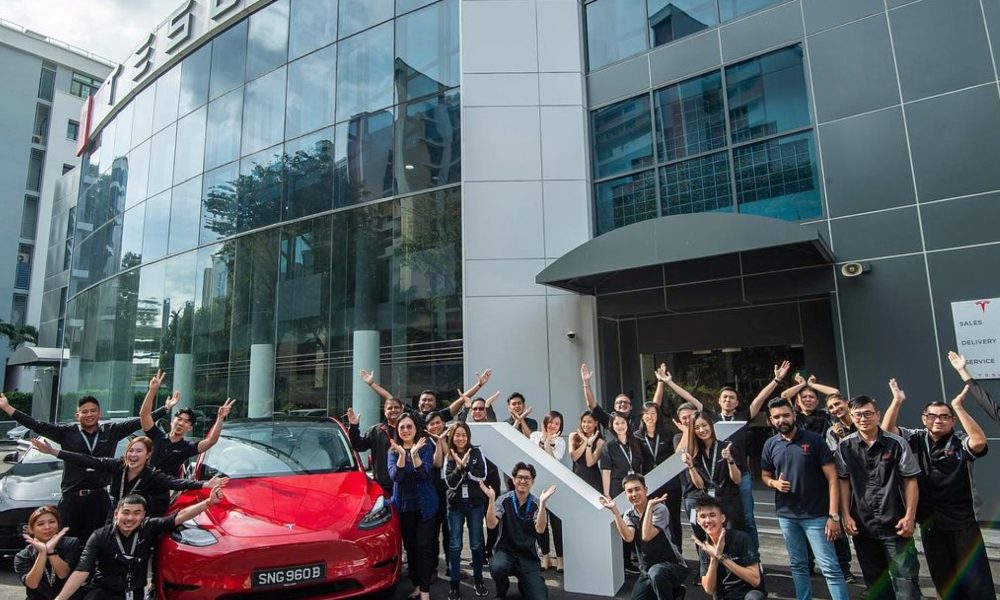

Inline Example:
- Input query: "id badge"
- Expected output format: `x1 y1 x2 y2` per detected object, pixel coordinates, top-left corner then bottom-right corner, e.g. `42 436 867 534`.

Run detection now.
126 591 133 600
461 485 469 499
707 487 716 498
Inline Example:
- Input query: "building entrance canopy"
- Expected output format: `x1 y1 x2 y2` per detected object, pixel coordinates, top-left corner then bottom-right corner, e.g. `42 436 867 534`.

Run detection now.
536 213 835 305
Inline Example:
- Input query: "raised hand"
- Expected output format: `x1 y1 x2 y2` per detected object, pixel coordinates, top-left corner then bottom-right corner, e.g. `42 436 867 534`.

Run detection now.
387 437 403 456
0 394 9 411
207 486 225 506
457 388 472 408
952 385 970 410
204 475 229 489
31 437 57 455
646 494 668 507
680 451 693 468
22 533 46 554
45 527 69 553
773 472 791 493
522 406 533 418
774 361 791 381
479 480 496 502
654 364 672 383
598 495 617 511
580 363 592 383
149 370 166 392
165 390 182 411
346 407 359 425
721 442 733 462
794 372 805 384
587 432 599 445
412 436 428 454
477 369 493 387
948 351 967 372
359 369 374 385
889 378 905 403
217 398 236 420
539 485 556 503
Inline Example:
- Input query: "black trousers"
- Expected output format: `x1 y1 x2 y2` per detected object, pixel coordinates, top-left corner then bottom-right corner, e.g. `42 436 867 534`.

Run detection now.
922 523 996 600
632 562 688 600
491 550 548 599
659 480 683 552
431 489 450 574
537 510 563 557
484 470 501 559
400 510 437 592
59 489 112 544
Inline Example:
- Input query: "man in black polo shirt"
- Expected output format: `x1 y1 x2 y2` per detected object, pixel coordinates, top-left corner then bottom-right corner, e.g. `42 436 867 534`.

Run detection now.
504 393 538 438
819 392 856 583
692 496 764 600
482 462 553 600
0 393 170 545
781 374 838 435
138 371 235 515
834 394 920 600
882 381 995 599
54 490 224 600
760 399 849 600
580 363 646 433
600 474 687 600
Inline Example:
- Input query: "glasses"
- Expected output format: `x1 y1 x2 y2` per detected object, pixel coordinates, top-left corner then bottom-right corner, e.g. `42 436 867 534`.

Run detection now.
851 411 877 421
471 407 486 411
513 475 533 482
923 413 953 422
397 424 415 431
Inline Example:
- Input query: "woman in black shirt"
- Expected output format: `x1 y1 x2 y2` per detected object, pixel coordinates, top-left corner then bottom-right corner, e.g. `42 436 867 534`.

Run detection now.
599 413 645 498
684 412 744 532
13 506 81 600
444 422 489 599
568 410 604 492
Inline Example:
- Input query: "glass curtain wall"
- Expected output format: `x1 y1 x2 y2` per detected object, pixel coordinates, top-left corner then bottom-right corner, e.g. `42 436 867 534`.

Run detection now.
64 0 462 421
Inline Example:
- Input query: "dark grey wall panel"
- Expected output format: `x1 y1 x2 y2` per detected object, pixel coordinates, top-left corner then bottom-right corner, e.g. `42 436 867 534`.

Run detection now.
634 302 802 353
829 206 922 260
836 255 940 403
597 289 666 317
743 266 834 303
906 85 1000 202
649 30 722 89
587 54 650 108
808 14 898 122
720 1 803 62
799 298 840 385
664 278 744 311
618 319 642 400
598 317 624 402
802 0 884 33
818 107 915 217
983 0 1000 72
663 254 741 285
921 192 1000 251
889 0 995 102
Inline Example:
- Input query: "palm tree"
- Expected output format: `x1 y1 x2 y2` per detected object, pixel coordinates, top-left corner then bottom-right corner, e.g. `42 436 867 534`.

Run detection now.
0 319 38 350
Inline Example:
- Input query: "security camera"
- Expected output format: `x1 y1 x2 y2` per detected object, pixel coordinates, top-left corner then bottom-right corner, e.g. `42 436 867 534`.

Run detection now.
841 262 871 278
566 330 577 341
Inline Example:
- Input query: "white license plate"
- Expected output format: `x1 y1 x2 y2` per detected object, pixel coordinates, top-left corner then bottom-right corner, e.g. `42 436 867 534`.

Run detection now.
251 562 326 589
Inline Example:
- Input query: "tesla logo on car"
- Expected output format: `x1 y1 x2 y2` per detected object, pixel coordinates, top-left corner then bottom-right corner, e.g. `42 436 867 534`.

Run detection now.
285 523 295 530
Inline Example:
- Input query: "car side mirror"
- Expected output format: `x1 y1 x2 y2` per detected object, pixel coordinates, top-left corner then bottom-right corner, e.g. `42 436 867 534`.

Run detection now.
3 452 17 463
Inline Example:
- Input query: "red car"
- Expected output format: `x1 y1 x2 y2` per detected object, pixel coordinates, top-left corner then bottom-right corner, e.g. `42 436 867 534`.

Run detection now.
155 417 401 599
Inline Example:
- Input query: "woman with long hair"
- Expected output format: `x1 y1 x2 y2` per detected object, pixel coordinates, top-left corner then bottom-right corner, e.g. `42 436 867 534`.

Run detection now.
684 411 744 531
529 410 565 571
388 413 439 600
636 401 682 548
443 422 489 600
14 506 81 600
568 410 603 492
599 413 645 499
32 436 226 519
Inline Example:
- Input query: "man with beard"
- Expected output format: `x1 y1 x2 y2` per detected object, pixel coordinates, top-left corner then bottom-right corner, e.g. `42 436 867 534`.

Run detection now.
760 399 849 600
347 396 405 497
881 380 994 599
817 392 856 583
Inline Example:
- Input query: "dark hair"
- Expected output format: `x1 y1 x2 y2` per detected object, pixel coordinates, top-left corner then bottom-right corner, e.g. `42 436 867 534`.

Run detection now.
610 413 642 457
507 392 525 405
392 413 425 444
687 411 717 459
825 392 845 404
425 412 445 427
175 408 198 425
447 421 472 452
542 410 564 435
848 395 878 411
512 462 536 480
621 473 646 488
797 385 819 398
677 402 698 414
718 386 738 397
78 395 100 408
384 397 403 409
766 397 795 414
694 496 724 514
922 401 953 416
419 389 437 399
642 401 658 412
117 494 147 510
27 505 60 531
122 437 153 467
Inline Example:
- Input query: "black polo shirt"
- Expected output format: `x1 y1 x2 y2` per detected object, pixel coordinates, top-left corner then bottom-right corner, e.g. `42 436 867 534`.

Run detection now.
706 410 750 471
77 515 177 594
144 426 200 477
698 528 762 600
824 420 856 451
13 536 83 600
592 404 641 433
599 439 646 496
835 429 920 539
504 415 538 434
624 503 684 570
9 408 166 493
491 492 540 559
795 409 830 436
760 428 834 519
898 427 987 531
635 425 673 473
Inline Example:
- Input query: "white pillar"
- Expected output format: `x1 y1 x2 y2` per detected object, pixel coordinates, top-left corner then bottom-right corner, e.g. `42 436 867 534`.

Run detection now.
172 353 194 409
352 330 381 428
247 343 274 417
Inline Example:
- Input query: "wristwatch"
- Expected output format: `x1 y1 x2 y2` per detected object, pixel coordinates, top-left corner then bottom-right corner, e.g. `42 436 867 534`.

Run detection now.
828 514 841 523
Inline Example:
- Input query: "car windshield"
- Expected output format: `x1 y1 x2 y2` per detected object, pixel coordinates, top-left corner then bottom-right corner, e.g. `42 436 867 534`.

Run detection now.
201 419 356 479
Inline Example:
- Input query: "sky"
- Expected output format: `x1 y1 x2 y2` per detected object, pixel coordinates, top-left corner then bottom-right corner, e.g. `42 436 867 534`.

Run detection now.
0 0 169 64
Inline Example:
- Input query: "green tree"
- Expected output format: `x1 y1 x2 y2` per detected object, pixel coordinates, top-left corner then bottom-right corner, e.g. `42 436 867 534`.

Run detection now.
0 320 38 350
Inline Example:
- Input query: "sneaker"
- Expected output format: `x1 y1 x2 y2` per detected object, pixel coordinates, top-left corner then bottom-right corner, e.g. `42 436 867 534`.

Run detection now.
475 582 489 597
624 564 640 575
448 588 461 600
844 572 858 584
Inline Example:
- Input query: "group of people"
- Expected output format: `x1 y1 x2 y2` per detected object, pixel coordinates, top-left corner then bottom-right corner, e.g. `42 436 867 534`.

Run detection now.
2 371 235 600
348 351 997 600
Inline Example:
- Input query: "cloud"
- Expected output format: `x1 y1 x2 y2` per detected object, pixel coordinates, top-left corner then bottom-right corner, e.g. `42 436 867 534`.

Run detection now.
0 0 170 65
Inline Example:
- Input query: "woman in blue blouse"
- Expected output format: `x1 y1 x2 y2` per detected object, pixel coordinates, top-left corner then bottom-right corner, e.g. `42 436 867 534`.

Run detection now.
388 413 439 600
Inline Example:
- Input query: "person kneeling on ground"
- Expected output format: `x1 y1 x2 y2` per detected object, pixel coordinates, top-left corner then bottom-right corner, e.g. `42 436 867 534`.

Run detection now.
600 473 688 600
482 463 554 600
54 489 225 600
693 496 765 600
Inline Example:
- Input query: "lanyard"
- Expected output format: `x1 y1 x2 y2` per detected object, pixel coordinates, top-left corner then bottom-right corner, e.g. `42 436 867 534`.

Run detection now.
643 434 660 462
618 442 634 470
120 469 142 504
511 495 534 520
78 426 99 454
700 442 719 483
115 530 139 591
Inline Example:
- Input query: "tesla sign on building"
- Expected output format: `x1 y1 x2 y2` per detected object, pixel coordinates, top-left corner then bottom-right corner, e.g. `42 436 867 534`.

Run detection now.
952 298 1000 380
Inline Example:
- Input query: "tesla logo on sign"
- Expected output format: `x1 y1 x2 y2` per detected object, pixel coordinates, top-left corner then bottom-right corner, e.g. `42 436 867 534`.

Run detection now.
951 298 1000 380
976 300 990 313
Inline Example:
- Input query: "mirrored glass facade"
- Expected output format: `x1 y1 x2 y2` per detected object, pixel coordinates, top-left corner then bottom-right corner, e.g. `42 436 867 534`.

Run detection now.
65 0 462 420
592 45 820 235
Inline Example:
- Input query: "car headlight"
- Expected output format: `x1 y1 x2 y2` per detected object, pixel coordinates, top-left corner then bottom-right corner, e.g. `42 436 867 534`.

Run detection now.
170 522 218 547
358 495 392 530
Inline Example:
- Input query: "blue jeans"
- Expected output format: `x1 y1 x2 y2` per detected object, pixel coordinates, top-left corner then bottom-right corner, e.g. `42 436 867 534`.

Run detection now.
739 471 759 551
448 504 485 587
777 516 850 600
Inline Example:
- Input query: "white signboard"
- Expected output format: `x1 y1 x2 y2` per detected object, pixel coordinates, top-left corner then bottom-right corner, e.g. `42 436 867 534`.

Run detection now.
951 298 1000 379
